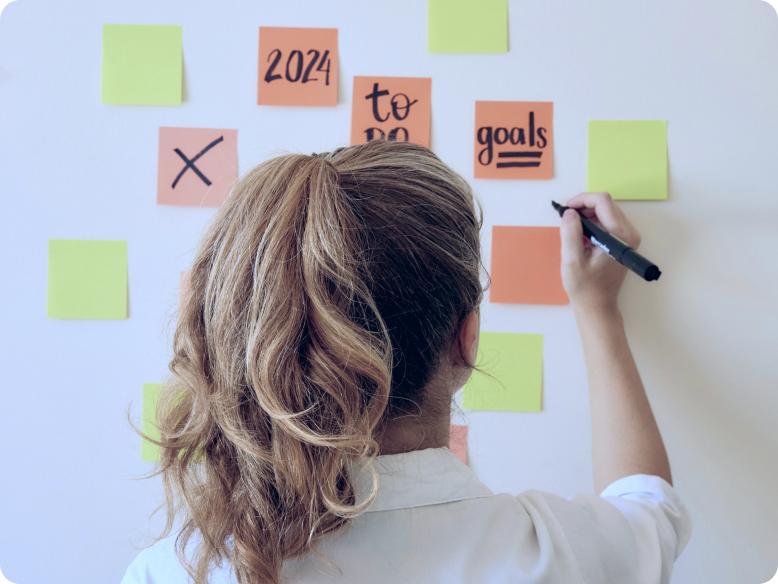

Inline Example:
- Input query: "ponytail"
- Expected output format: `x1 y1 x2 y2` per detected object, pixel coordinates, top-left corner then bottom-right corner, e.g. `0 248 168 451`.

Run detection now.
150 141 482 583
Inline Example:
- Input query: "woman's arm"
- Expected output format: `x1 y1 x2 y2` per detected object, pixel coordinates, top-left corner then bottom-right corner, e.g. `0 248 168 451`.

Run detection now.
559 192 672 493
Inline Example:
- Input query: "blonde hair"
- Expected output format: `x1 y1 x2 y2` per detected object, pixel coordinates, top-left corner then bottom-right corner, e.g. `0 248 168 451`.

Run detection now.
149 140 483 583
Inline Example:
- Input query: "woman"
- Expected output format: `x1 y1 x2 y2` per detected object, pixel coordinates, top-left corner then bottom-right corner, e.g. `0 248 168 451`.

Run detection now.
123 140 691 583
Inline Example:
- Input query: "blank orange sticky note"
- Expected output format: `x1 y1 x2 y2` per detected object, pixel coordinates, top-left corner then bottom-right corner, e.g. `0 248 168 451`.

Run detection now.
351 76 432 148
474 101 554 179
157 127 238 207
257 27 339 106
449 424 469 465
490 226 568 304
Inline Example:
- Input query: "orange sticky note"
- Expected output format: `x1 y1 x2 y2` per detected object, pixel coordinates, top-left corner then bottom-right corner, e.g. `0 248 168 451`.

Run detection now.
449 424 469 465
257 27 339 106
490 226 568 305
474 101 554 179
351 76 432 148
157 127 238 207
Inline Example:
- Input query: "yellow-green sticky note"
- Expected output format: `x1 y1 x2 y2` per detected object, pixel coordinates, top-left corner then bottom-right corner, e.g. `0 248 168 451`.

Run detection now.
428 0 508 53
47 240 128 319
463 332 543 412
587 120 668 200
142 383 164 462
102 24 183 105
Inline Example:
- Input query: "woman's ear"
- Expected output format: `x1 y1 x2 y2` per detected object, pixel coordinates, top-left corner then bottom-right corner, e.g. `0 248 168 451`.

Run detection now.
457 310 480 367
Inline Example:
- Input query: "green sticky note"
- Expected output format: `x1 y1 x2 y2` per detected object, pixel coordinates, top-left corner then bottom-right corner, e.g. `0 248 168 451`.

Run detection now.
587 120 668 200
102 24 183 105
463 332 543 412
142 383 164 462
428 0 508 53
47 240 128 319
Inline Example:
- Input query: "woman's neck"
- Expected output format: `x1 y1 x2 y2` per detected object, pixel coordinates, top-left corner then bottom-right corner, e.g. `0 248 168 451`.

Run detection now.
376 410 450 455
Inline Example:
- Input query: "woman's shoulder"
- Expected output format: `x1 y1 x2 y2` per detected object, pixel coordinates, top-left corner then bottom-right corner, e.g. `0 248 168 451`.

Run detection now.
122 533 238 584
121 535 190 584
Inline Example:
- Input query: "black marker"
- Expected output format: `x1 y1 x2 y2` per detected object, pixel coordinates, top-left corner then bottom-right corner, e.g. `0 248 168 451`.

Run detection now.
551 201 661 282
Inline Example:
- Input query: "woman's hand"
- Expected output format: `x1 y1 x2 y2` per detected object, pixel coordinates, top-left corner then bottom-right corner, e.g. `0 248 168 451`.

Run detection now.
559 192 642 315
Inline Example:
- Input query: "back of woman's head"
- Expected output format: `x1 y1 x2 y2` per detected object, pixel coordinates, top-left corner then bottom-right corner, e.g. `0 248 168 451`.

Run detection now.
155 140 483 583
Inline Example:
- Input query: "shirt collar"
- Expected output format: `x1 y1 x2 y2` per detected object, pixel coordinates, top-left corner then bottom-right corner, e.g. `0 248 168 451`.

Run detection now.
351 447 493 513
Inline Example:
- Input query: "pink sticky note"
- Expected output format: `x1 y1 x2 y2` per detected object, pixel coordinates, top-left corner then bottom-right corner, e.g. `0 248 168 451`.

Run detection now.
449 424 469 465
157 127 238 207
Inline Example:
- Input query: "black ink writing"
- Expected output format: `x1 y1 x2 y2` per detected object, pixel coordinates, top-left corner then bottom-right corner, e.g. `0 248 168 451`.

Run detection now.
364 127 410 142
363 82 418 143
264 48 332 85
365 83 418 122
495 151 542 168
477 111 548 166
171 136 224 189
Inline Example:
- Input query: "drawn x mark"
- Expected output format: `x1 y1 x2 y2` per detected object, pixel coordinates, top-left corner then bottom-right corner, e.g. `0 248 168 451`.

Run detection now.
171 135 225 189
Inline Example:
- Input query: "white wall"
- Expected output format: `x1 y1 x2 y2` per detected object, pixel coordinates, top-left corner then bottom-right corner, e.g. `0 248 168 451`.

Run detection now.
1 0 776 582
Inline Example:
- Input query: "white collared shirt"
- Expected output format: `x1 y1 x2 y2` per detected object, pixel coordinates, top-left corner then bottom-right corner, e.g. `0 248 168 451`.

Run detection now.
122 447 692 583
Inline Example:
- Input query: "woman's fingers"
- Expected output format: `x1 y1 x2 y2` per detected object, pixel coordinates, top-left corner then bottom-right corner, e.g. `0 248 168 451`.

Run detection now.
559 209 584 267
564 192 641 248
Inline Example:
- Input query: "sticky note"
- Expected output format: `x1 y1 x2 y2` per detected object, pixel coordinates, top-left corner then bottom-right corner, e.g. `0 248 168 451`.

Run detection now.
449 424 469 464
258 27 339 106
463 333 543 412
142 383 164 462
157 127 238 207
48 240 128 319
102 24 182 106
587 120 668 200
351 76 432 148
428 0 508 53
474 101 554 179
490 226 568 305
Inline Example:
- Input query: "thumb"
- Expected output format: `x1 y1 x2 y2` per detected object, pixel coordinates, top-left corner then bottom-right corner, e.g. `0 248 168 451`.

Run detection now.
559 209 584 266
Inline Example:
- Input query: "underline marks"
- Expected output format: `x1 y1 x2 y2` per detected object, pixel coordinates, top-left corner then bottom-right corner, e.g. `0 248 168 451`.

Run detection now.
495 150 542 168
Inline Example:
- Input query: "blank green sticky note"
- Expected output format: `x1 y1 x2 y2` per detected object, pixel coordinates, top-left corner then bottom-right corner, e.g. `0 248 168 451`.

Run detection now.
428 0 508 53
142 383 164 462
587 120 668 200
463 332 543 412
48 240 128 319
102 24 182 105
